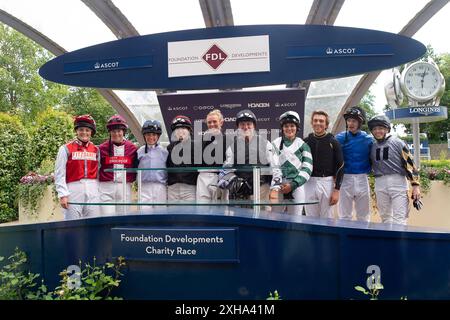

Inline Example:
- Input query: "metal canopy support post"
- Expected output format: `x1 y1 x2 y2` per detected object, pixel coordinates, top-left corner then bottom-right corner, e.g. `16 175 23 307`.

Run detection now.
411 101 421 169
81 0 140 39
332 0 449 134
412 122 421 169
287 0 345 92
122 172 127 214
137 170 142 206
253 167 261 216
0 8 144 144
199 0 234 27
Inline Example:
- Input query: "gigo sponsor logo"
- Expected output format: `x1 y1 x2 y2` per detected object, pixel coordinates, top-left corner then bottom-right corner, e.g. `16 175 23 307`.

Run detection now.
94 61 119 69
202 44 228 70
326 47 356 55
193 105 214 111
248 102 270 108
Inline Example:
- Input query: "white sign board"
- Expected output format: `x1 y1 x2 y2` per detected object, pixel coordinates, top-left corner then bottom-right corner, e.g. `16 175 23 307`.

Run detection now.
168 35 270 78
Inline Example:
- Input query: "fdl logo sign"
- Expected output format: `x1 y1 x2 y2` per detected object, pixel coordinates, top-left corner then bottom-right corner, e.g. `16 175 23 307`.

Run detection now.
202 44 228 70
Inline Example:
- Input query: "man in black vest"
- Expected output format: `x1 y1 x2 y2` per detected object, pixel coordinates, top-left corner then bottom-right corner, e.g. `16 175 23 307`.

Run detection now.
218 109 272 201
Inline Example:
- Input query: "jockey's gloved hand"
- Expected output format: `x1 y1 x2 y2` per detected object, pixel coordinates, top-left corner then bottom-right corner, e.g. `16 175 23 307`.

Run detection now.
217 172 237 189
413 198 423 211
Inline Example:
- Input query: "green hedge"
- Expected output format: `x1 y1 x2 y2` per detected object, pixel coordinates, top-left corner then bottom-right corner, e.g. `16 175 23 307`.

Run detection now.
28 108 74 171
0 113 29 223
421 160 450 169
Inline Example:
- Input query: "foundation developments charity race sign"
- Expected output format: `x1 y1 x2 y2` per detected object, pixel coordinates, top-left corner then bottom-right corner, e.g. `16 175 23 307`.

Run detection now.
157 89 306 138
112 227 238 262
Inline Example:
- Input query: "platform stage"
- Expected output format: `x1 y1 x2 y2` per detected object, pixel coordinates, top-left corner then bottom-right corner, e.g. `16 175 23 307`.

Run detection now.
1 207 450 300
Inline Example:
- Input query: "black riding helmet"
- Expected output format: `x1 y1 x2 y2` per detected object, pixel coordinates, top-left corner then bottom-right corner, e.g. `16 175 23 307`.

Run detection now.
236 109 256 126
142 120 162 135
368 115 391 132
343 106 366 125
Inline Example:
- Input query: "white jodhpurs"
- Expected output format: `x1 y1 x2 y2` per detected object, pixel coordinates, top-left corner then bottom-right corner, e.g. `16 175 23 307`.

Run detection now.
304 176 335 219
64 179 100 220
338 174 370 222
139 182 167 213
98 181 132 216
196 172 220 202
168 183 196 201
374 174 410 225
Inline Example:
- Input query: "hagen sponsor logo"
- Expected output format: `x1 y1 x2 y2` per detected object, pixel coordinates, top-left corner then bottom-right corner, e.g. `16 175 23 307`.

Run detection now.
409 107 441 116
248 102 270 108
326 47 356 55
94 61 119 70
202 44 228 70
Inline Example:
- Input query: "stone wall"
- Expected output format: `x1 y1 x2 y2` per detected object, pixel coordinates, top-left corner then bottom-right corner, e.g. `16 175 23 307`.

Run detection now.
430 143 450 159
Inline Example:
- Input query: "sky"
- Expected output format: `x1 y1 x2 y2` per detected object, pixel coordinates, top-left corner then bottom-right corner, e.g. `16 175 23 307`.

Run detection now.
0 0 449 113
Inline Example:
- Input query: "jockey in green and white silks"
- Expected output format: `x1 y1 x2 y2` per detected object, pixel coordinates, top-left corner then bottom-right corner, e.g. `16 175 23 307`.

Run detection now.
270 111 313 215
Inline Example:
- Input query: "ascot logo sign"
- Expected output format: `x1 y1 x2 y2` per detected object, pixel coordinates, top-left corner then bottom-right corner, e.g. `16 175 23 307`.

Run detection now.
326 47 356 55
202 44 228 70
94 61 119 70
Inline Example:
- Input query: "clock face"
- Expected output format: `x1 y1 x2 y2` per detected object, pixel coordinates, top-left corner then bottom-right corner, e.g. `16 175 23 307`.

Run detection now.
402 62 442 102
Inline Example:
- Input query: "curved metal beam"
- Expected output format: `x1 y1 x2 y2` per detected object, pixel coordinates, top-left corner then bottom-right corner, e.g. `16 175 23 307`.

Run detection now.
306 0 345 25
287 0 345 91
81 0 139 38
332 0 449 134
0 8 144 144
199 0 234 27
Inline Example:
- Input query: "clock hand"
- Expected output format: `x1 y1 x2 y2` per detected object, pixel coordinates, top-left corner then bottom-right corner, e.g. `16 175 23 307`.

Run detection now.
421 67 427 88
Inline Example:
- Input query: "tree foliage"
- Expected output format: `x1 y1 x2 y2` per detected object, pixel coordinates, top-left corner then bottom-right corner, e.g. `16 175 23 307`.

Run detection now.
29 108 74 171
61 88 116 145
0 113 29 222
358 89 377 133
0 23 117 143
418 53 450 142
0 24 119 222
0 24 68 124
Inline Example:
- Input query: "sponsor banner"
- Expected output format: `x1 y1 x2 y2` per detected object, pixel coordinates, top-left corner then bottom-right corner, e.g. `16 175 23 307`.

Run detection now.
71 151 97 161
287 44 393 59
157 89 305 137
385 106 448 124
168 35 270 77
105 156 132 165
64 56 153 74
112 227 238 262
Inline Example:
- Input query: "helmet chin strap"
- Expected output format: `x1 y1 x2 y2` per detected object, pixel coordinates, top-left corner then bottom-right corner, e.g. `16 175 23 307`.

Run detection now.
76 137 89 146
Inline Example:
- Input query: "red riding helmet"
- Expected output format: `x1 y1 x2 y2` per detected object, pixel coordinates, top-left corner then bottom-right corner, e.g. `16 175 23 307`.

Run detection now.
74 114 96 135
106 114 128 132
171 115 192 131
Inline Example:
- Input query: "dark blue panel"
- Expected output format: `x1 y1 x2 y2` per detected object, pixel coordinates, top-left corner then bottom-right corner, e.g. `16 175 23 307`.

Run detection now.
39 25 426 90
0 228 43 278
2 209 450 300
111 227 239 262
